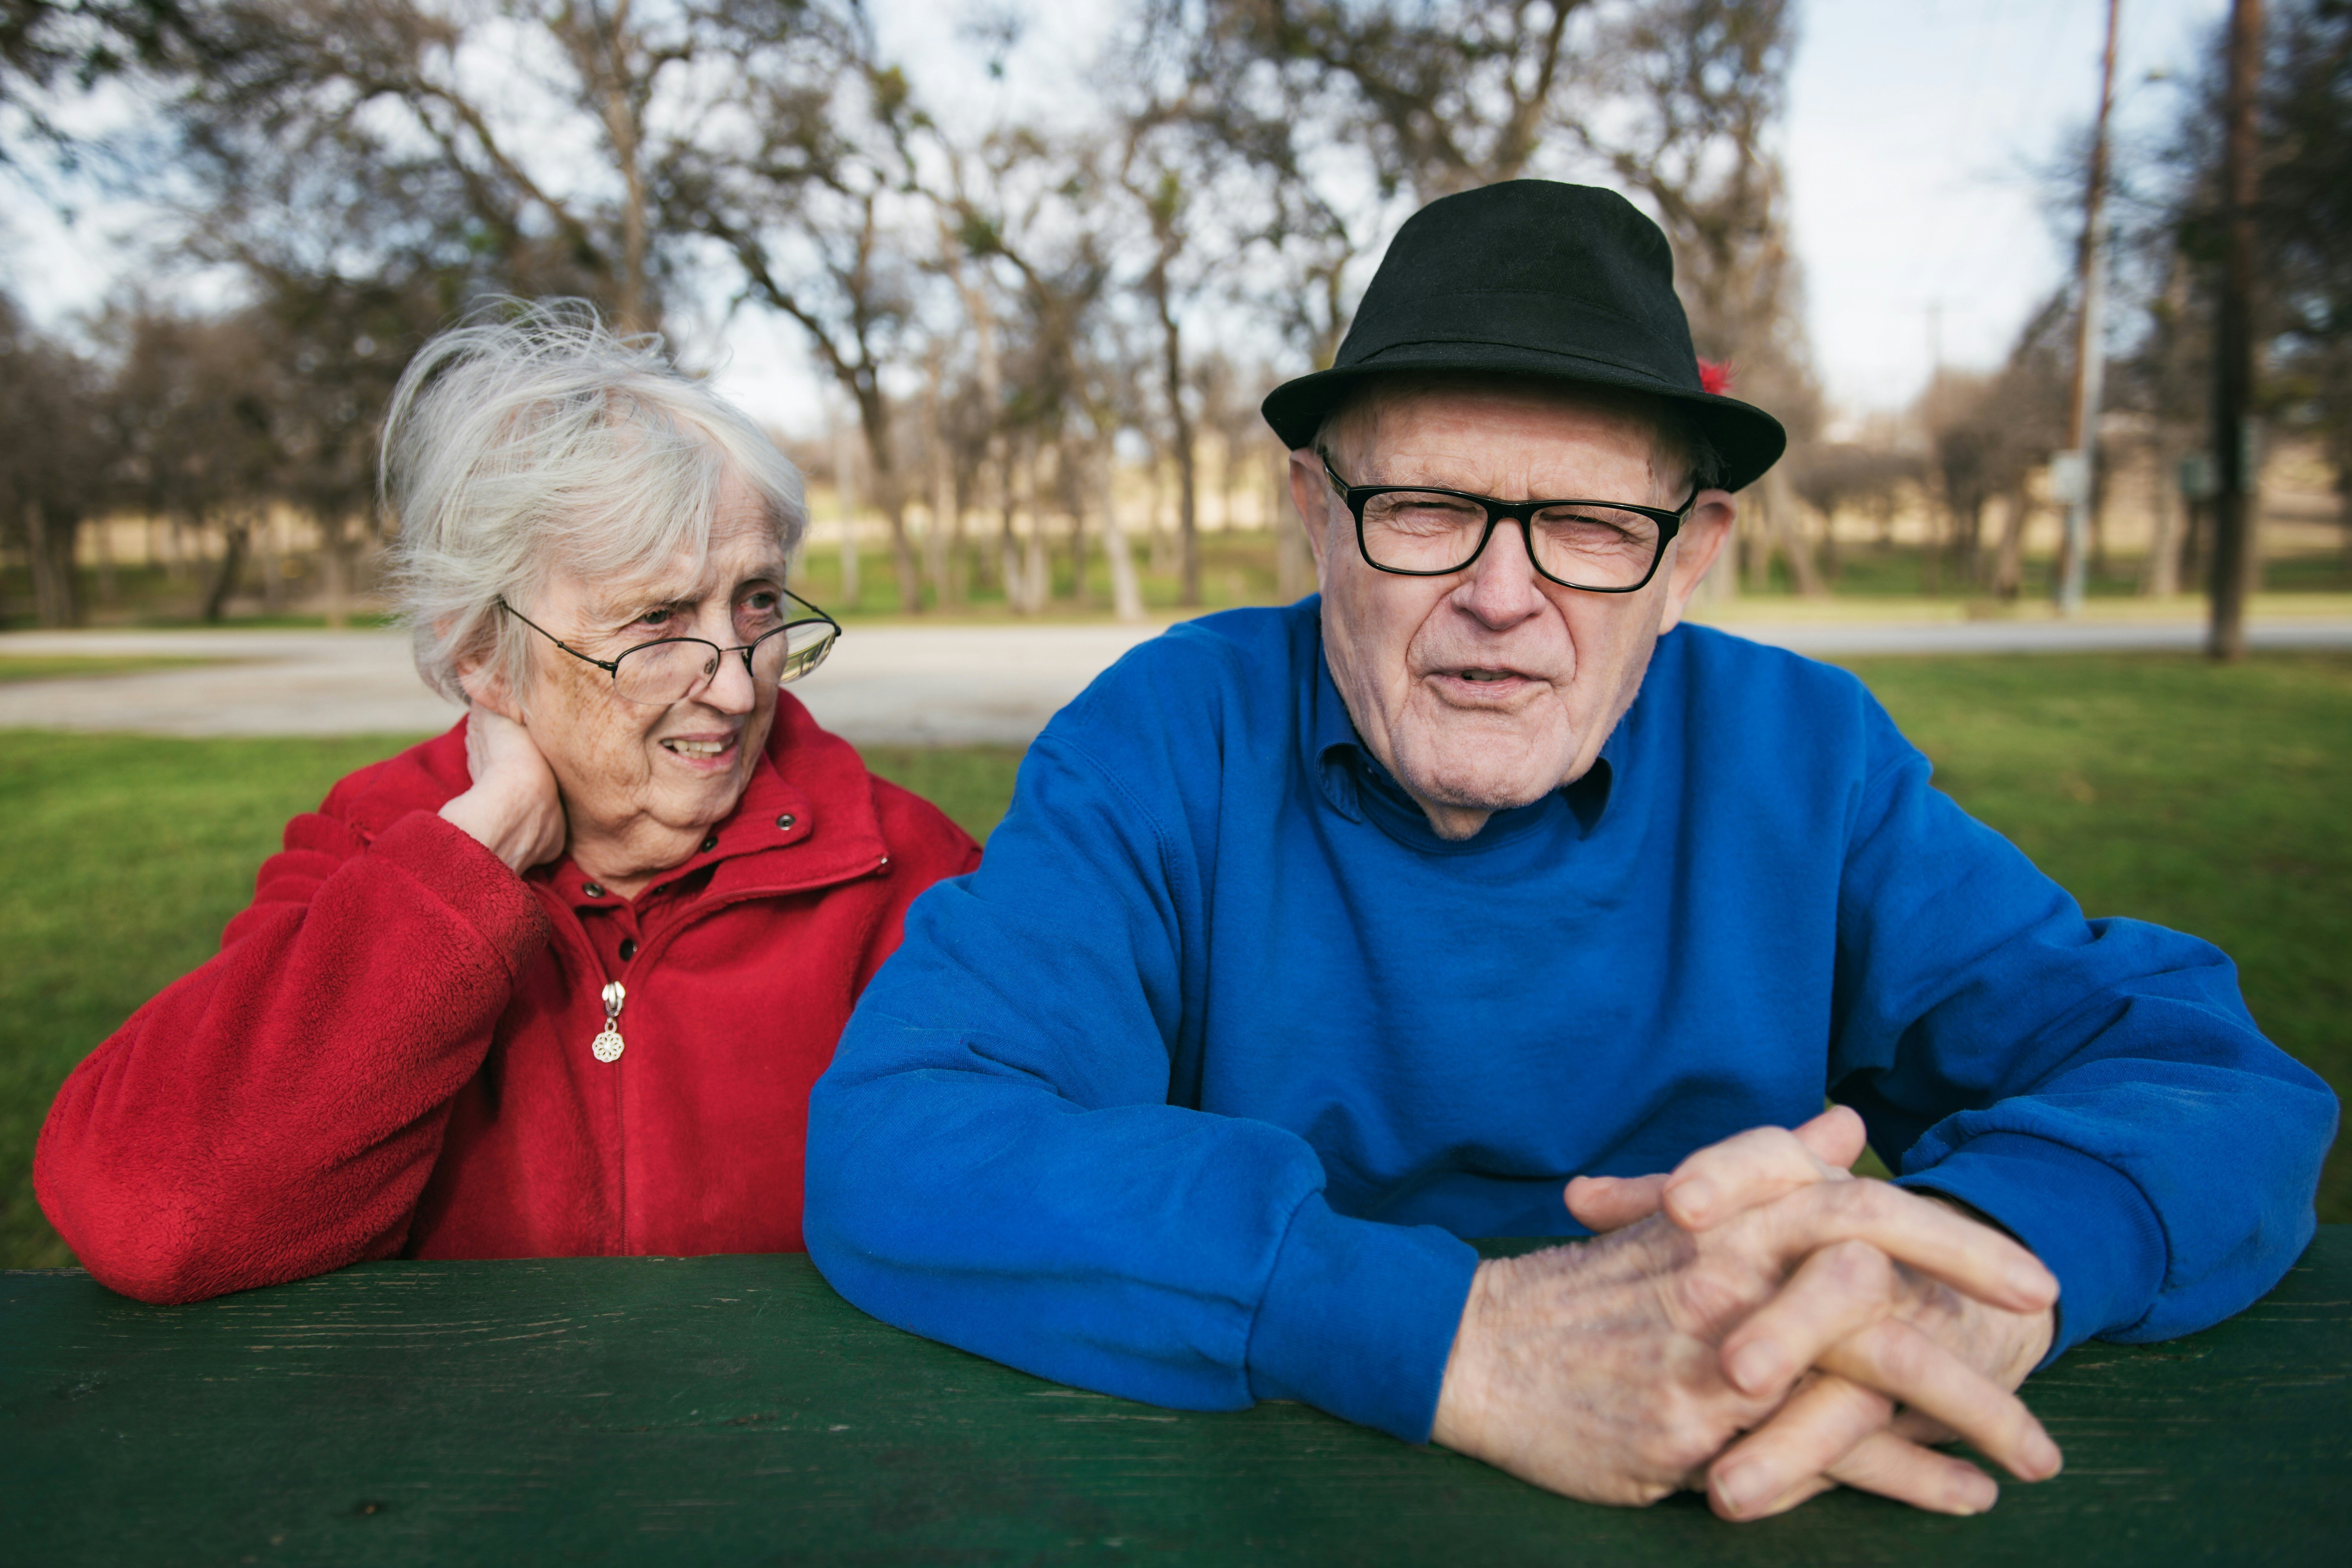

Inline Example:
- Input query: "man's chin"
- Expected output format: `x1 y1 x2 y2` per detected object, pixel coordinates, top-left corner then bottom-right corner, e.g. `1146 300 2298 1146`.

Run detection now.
1395 760 1568 819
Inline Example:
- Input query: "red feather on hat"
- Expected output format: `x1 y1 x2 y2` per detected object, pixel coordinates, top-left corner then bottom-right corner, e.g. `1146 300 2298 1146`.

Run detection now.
1697 359 1734 396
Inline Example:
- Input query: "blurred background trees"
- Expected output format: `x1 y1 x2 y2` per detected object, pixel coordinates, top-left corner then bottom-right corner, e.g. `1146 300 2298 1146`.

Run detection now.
2 0 2347 626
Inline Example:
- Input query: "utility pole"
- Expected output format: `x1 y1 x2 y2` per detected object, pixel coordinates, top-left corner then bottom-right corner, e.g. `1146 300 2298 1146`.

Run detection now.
2058 0 2123 616
2208 0 2265 661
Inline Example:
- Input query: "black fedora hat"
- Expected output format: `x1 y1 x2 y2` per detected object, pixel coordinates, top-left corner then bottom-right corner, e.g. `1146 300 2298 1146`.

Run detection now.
1261 180 1786 492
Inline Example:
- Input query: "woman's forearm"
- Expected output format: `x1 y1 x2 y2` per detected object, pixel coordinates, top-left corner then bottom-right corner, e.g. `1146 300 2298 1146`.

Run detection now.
34 809 550 1304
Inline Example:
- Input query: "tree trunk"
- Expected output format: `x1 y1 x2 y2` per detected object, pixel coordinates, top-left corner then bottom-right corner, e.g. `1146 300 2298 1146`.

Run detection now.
833 425 862 609
164 517 194 582
1152 273 1200 606
1100 439 1145 623
320 513 355 629
921 367 957 608
203 515 251 624
2143 444 2184 597
1147 449 1176 576
1742 505 1774 593
1945 497 1985 590
1922 504 1944 597
1990 491 2031 599
928 447 958 609
884 496 920 614
998 436 1027 613
953 249 1008 603
27 501 83 628
91 515 117 608
1022 446 1050 613
1762 471 1824 596
2208 0 2265 661
1061 439 1088 608
851 386 920 616
2088 453 2109 578
258 511 287 614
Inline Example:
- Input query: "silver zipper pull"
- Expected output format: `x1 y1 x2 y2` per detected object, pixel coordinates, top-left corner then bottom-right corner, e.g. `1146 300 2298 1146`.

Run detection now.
591 980 626 1063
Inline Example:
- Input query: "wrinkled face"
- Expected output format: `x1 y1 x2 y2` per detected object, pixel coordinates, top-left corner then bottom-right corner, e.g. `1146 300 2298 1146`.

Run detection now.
1294 381 1733 840
508 481 788 862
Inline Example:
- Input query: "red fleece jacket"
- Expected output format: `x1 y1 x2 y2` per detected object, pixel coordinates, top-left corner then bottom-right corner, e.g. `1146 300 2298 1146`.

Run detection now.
35 694 980 1304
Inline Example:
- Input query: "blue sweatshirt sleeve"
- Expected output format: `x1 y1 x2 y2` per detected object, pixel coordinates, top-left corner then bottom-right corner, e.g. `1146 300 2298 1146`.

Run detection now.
1825 696 2338 1360
804 644 1477 1442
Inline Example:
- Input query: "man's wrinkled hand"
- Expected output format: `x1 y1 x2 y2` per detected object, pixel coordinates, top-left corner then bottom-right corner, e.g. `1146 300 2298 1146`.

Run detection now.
1567 1111 2061 1521
1427 1112 2059 1515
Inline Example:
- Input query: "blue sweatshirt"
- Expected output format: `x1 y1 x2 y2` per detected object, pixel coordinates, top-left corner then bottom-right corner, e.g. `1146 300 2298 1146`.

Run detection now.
806 600 2336 1445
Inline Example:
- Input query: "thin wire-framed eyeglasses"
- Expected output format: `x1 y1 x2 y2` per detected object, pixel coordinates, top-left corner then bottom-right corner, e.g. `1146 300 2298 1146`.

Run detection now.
497 590 842 706
1321 455 1698 593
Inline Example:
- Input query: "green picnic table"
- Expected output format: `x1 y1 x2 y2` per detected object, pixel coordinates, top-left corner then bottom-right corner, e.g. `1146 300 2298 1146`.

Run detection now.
5 1231 2347 1565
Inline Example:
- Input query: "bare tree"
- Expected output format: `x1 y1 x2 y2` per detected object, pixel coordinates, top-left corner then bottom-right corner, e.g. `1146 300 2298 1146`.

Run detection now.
1913 296 2072 599
163 0 777 332
1 0 232 173
1176 0 1594 203
680 27 935 613
2253 0 2352 553
1121 145 1207 605
98 304 288 621
0 292 110 625
1591 0 1820 591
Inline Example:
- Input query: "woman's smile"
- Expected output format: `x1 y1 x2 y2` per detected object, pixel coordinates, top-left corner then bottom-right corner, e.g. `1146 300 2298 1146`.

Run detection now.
658 732 740 764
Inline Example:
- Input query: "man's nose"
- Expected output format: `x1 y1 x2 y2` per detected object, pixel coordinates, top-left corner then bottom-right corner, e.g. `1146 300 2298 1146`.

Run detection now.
1455 518 1548 626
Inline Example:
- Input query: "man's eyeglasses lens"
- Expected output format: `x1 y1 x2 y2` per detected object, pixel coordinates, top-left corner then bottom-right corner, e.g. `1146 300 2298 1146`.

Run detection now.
1360 491 1665 589
607 615 837 705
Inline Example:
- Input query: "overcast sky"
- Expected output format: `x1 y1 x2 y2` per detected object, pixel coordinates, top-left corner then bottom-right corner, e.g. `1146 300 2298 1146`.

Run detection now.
1786 0 2223 420
3 0 2230 432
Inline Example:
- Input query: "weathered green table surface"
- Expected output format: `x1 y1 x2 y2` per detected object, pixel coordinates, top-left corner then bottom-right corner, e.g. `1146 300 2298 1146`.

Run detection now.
4 1231 2346 1567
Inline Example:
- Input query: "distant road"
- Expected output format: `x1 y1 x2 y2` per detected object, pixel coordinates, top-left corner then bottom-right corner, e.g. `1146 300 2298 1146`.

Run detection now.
3 614 2349 743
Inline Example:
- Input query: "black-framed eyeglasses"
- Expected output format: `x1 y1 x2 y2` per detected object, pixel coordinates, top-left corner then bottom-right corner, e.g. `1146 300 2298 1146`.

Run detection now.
1320 456 1698 593
497 591 842 706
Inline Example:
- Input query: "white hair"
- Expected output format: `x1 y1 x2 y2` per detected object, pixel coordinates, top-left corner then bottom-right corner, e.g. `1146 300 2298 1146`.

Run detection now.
381 299 809 706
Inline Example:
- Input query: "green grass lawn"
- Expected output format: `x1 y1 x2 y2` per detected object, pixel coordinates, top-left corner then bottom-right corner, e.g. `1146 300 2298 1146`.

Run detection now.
2 650 2344 1271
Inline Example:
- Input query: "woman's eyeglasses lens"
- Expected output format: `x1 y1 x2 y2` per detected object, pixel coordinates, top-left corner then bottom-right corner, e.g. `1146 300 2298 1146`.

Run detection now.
1360 491 1664 589
607 617 839 705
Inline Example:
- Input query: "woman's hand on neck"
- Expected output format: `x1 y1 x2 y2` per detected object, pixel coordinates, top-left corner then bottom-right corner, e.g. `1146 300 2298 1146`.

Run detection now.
440 697 569 877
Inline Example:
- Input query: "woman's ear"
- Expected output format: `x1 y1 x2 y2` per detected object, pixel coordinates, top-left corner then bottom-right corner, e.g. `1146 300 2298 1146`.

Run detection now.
454 650 528 724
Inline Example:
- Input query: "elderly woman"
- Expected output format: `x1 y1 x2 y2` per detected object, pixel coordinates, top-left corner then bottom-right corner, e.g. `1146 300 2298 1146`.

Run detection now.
35 304 980 1304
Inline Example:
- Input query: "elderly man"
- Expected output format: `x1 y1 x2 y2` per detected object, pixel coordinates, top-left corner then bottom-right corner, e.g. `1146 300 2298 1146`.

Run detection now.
803 181 2334 1520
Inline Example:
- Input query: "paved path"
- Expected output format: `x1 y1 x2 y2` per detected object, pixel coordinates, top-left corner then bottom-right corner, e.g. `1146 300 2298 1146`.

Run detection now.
4 616 2349 743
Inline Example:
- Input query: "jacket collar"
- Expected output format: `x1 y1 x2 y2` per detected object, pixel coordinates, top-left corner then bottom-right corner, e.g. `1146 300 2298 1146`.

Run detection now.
344 693 888 901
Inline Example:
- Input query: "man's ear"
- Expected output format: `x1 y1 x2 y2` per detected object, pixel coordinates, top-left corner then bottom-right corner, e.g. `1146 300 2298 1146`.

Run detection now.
1656 490 1736 635
1287 448 1333 579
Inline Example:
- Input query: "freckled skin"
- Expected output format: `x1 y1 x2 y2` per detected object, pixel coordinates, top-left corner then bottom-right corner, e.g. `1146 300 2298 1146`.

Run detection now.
463 483 789 896
1288 383 1737 841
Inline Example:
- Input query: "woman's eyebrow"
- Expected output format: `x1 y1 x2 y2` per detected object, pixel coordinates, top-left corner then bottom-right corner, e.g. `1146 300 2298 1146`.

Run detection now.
588 587 691 623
